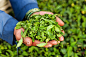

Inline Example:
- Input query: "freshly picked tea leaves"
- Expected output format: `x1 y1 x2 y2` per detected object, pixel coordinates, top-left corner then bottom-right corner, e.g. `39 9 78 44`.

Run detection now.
15 14 63 47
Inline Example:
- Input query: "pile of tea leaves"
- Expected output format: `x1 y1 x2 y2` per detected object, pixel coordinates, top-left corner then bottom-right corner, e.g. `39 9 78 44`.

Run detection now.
15 14 63 47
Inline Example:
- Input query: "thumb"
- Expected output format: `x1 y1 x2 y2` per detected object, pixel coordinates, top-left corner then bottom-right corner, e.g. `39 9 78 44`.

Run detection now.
14 28 25 41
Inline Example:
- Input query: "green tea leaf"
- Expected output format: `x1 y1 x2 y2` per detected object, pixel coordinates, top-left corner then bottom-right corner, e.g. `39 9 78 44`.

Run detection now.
47 31 55 39
16 22 21 25
35 15 41 19
7 50 14 57
15 26 21 29
16 37 23 48
74 53 78 57
57 34 62 37
21 30 23 35
55 26 60 32
6 52 9 57
37 43 47 47
47 25 54 31
22 28 28 38
22 51 28 56
71 42 76 47
61 48 66 54
41 32 44 38
32 38 35 42
46 38 50 43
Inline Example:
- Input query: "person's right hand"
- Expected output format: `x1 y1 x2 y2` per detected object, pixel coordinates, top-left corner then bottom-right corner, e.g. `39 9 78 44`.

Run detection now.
14 27 64 48
14 11 65 48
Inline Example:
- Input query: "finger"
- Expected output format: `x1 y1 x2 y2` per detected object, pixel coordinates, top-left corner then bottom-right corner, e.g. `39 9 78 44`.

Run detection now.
44 43 52 48
14 28 16 35
15 31 21 41
23 37 32 46
56 16 64 26
33 11 64 26
33 11 53 15
57 41 60 43
14 28 25 41
59 36 64 41
48 40 60 45
32 40 52 48
39 11 53 15
32 40 41 46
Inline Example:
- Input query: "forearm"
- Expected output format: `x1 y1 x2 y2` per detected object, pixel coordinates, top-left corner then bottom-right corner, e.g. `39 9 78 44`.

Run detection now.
0 10 18 45
9 0 39 21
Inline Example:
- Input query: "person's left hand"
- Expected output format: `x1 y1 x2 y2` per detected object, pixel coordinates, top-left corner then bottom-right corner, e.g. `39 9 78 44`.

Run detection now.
32 11 64 26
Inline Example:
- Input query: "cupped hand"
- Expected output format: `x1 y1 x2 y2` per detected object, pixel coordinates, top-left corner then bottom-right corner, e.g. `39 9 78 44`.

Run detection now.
14 11 65 48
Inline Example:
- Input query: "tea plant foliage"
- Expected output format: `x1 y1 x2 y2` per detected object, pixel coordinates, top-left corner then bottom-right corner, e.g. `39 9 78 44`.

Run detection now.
0 0 86 57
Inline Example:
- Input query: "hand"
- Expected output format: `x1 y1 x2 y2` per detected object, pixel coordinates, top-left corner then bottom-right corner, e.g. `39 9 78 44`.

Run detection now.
14 11 65 48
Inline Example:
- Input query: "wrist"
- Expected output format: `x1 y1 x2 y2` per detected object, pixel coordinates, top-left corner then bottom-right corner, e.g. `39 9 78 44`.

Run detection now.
25 8 40 20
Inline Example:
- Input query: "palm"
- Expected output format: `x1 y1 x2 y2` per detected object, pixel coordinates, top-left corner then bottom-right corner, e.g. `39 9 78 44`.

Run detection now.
14 11 65 48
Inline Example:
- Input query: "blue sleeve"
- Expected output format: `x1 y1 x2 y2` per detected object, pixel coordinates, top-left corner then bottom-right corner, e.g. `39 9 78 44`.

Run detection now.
9 0 39 21
0 10 18 45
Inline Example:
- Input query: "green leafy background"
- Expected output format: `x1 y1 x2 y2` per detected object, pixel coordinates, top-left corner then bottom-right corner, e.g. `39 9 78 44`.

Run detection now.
0 0 86 57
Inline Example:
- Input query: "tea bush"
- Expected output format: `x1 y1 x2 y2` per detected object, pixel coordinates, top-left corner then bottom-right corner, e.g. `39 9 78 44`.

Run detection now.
0 0 86 57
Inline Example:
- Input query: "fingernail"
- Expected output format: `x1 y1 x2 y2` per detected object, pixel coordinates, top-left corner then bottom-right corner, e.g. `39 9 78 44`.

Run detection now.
58 41 60 44
27 42 30 45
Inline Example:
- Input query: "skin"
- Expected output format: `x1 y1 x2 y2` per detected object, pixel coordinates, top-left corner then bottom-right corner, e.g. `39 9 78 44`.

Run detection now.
14 11 65 48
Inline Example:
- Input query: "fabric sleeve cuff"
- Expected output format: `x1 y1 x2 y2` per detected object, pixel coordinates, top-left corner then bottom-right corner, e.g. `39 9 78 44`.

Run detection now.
15 3 39 21
2 18 18 45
